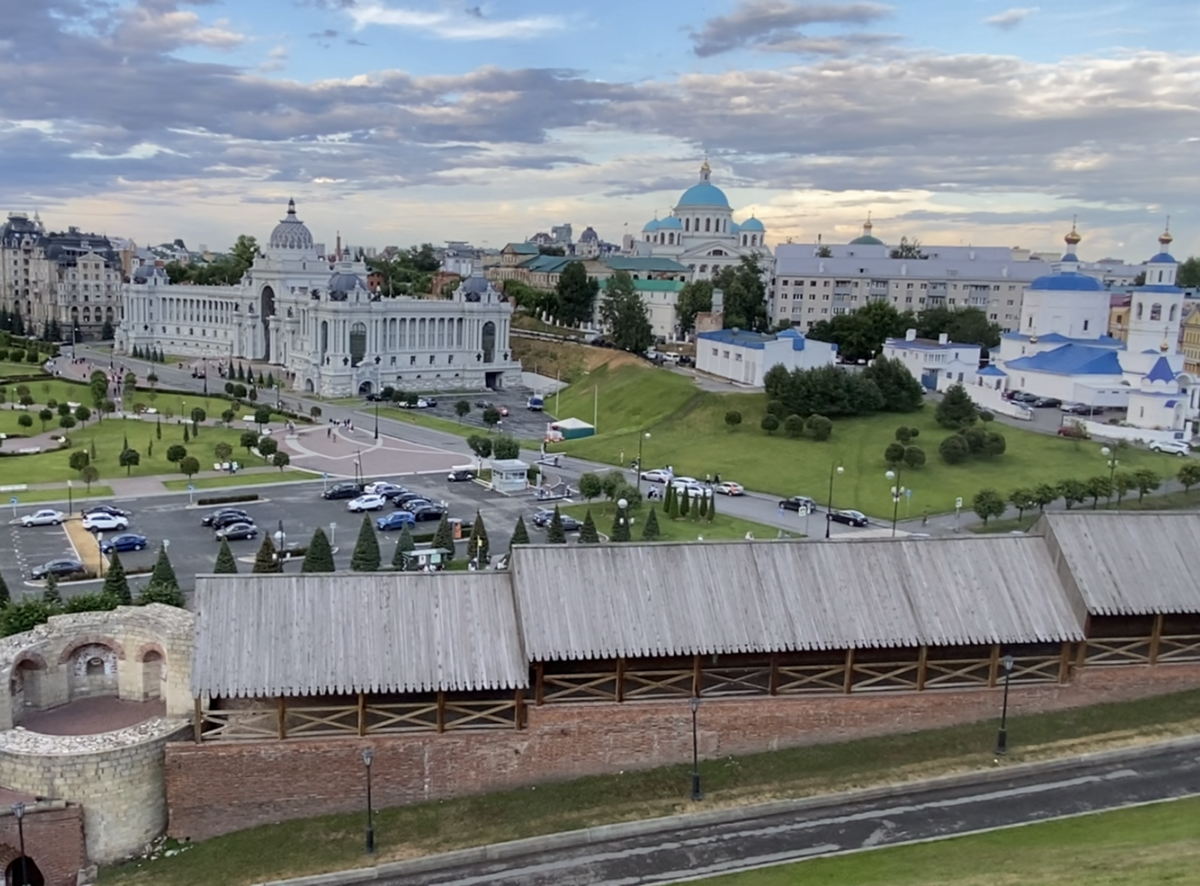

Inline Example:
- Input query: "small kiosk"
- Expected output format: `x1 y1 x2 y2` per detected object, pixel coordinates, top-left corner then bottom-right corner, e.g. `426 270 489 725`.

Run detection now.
490 458 529 494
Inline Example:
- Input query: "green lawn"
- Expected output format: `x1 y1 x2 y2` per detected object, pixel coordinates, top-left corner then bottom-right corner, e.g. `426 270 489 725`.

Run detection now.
161 470 316 491
681 797 1200 885
98 686 1200 886
552 365 1185 517
373 405 540 447
561 500 797 541
2 485 115 506
0 361 49 379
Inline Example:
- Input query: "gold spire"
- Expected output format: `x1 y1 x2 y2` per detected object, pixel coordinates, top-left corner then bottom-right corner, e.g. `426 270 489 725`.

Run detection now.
1160 216 1173 249
864 210 873 232
1064 216 1081 248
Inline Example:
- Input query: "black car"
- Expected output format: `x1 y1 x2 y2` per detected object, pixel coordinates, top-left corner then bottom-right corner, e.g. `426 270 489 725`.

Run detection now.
393 492 429 508
201 508 250 527
323 482 363 500
400 498 435 512
1032 397 1062 408
1009 391 1039 403
210 511 253 531
84 504 131 519
778 496 818 513
31 558 85 580
531 509 581 531
409 504 446 522
829 509 869 527
215 522 259 541
447 469 476 482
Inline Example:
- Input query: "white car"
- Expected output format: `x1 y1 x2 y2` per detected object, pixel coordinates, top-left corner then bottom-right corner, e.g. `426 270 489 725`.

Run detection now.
672 480 712 499
364 482 403 497
347 494 387 513
714 481 744 496
1150 439 1192 456
639 468 673 483
21 509 64 527
81 512 130 532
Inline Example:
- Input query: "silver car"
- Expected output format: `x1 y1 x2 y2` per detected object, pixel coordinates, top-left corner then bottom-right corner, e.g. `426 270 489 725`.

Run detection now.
21 509 65 527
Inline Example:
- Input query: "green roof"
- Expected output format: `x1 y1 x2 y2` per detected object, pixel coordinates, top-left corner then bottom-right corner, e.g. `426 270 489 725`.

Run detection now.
519 254 573 273
604 256 689 273
505 242 540 255
849 235 884 246
629 279 684 292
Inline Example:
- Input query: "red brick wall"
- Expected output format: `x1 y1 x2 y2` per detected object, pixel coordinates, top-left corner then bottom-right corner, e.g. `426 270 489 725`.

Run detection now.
0 806 86 886
166 663 1200 842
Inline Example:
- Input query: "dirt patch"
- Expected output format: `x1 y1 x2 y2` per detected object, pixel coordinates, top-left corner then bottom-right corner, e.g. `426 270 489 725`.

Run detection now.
511 337 644 384
63 517 107 575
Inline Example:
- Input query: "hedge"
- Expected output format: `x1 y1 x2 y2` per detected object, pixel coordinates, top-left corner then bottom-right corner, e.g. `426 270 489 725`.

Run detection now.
197 493 261 506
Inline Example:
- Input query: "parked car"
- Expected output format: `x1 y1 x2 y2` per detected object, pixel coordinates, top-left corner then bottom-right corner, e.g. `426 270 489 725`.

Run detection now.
672 480 712 499
778 496 818 513
640 468 673 484
364 482 407 498
447 469 476 482
1150 439 1192 456
347 494 387 513
1032 397 1062 408
30 558 84 580
21 509 65 527
677 355 694 366
829 509 869 527
201 507 250 527
474 399 493 409
82 512 130 532
100 533 149 553
1061 403 1104 416
1010 391 1039 403
393 492 429 508
83 504 130 519
215 522 258 541
323 482 363 500
532 509 580 531
497 405 509 417
400 498 435 512
408 504 446 522
376 511 417 531
527 396 544 411
210 511 253 531
713 481 744 496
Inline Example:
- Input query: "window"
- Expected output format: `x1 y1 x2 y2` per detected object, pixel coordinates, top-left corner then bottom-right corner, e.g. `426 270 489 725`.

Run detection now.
989 313 997 320
1151 303 1162 321
711 348 718 356
722 350 729 358
1083 320 1089 331
735 353 743 362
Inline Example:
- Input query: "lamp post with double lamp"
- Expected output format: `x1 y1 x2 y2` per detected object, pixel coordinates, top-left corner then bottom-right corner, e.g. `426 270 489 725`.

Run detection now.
11 801 28 886
361 748 375 854
635 431 651 492
373 356 381 440
995 654 1015 755
825 462 844 539
689 697 702 801
1100 446 1120 507
884 467 905 537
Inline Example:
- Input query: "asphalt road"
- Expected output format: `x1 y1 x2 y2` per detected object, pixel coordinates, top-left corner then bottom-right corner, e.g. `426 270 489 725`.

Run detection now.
0 471 565 594
385 744 1200 885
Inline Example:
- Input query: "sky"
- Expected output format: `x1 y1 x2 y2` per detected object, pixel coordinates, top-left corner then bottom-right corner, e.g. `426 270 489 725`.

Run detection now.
1 0 1198 261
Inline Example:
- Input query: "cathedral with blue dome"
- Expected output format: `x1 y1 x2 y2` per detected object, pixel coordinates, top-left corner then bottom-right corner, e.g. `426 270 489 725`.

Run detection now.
118 200 520 397
633 161 774 279
985 225 1198 433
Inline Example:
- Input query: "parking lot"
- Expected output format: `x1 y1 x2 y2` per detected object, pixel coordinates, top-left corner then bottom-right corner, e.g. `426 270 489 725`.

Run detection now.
372 387 560 440
0 470 574 598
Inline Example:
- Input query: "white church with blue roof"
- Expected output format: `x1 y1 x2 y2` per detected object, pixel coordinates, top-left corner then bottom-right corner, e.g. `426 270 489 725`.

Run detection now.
633 161 773 280
984 225 1198 432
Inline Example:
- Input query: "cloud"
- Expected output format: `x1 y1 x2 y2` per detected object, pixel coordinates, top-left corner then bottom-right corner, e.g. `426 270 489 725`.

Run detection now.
346 3 565 40
985 7 1038 31
689 0 892 57
259 45 289 72
109 0 246 51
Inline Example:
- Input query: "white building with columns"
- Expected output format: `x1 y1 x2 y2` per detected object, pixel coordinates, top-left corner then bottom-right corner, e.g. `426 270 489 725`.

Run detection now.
117 201 521 397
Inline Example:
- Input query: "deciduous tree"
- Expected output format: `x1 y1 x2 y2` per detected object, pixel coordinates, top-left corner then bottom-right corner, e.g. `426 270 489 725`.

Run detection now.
972 488 1005 525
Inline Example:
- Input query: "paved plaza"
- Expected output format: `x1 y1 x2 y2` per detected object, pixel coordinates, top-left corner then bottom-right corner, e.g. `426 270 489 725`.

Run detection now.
280 424 467 480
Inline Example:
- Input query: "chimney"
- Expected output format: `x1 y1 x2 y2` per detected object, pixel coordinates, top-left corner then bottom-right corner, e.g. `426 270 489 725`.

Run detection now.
938 332 949 345
905 328 917 342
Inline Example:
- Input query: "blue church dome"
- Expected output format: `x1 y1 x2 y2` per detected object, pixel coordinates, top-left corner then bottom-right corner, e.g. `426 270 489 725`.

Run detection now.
677 182 730 208
1029 272 1105 292
642 219 661 233
657 216 682 230
739 216 765 232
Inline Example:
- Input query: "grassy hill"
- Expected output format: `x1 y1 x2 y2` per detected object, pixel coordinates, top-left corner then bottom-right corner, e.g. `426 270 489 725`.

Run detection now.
550 361 1183 517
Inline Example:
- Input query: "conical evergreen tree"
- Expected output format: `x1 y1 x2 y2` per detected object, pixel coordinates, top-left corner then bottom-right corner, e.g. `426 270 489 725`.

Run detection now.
547 506 567 544
149 544 178 588
664 482 675 515
509 515 530 552
0 571 9 607
213 538 239 574
641 506 661 541
42 572 61 605
350 514 381 572
468 510 490 564
707 490 716 522
610 505 631 542
578 509 600 544
301 527 335 573
183 425 190 443
393 525 416 570
102 550 132 604
432 512 456 561
668 486 681 519
697 491 708 520
253 534 282 573
679 487 691 518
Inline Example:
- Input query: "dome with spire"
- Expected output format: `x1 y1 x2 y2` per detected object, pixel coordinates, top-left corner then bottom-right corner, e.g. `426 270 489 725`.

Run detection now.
642 218 662 233
677 160 730 208
1061 221 1082 262
1148 224 1177 264
740 216 765 233
269 199 314 251
849 215 883 246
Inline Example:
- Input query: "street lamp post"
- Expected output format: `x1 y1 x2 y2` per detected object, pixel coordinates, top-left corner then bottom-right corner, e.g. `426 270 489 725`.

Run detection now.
635 431 651 492
995 654 1015 755
689 697 702 801
825 462 844 539
1100 446 1119 508
97 533 104 578
12 801 28 886
373 356 381 441
885 467 905 537
361 748 375 854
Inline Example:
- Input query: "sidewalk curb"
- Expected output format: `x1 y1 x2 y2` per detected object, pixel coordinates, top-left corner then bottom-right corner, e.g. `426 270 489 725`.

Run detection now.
251 734 1200 886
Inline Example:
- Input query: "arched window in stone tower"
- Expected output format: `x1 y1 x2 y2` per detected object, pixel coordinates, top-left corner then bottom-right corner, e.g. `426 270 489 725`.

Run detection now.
349 322 367 367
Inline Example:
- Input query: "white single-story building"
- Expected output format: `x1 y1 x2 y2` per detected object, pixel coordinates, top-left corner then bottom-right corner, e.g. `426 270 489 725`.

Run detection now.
695 327 837 386
881 329 982 392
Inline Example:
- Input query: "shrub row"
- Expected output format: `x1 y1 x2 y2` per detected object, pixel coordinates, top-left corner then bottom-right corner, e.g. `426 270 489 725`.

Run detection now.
197 493 261 506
